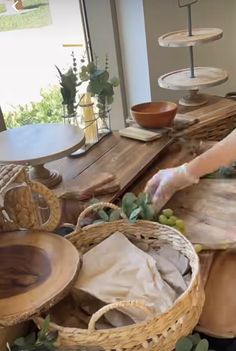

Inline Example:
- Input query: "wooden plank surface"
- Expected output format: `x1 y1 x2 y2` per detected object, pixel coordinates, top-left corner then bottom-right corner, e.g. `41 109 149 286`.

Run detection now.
48 133 173 223
48 133 120 181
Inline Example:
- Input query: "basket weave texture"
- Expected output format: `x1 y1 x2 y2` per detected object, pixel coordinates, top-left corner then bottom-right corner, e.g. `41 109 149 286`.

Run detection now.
0 164 61 232
35 202 204 351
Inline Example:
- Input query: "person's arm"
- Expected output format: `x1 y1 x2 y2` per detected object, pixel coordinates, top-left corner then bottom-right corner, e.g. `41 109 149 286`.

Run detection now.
187 129 236 178
145 129 236 211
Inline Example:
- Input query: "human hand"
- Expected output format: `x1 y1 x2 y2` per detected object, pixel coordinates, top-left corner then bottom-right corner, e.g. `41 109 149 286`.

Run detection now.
145 164 199 212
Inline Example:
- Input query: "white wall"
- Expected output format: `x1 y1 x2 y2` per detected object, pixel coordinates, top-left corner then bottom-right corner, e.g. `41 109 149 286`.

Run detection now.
143 0 236 102
115 0 151 114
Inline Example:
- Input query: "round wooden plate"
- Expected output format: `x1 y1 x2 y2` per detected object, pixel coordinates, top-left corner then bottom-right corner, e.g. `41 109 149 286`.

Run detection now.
0 230 81 327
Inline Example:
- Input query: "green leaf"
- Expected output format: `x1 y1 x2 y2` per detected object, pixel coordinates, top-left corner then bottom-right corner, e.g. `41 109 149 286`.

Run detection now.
24 333 36 345
98 210 109 221
195 339 209 351
109 210 121 221
137 192 148 206
87 62 96 73
106 95 114 105
93 219 104 225
87 80 103 95
129 207 142 222
38 315 50 341
122 192 137 217
89 197 100 205
101 82 114 96
175 337 193 351
14 337 26 347
141 204 155 221
188 334 201 346
110 76 120 87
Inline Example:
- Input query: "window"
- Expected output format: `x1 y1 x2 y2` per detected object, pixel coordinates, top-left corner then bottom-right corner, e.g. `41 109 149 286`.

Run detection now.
0 0 86 127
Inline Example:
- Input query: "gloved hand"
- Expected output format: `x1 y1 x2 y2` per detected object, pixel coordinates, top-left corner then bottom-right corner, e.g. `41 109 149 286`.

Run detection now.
145 164 199 212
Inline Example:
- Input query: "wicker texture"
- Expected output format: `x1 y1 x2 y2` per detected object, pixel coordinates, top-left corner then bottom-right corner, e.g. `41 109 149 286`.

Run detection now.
181 115 236 141
0 164 61 232
35 203 204 351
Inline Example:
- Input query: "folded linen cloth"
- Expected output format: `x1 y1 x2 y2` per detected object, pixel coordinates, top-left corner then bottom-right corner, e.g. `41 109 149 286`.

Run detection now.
74 232 187 326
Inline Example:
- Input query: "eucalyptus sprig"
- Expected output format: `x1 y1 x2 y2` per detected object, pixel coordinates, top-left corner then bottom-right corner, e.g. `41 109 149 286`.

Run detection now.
79 57 119 120
89 192 156 224
9 316 58 351
175 334 212 351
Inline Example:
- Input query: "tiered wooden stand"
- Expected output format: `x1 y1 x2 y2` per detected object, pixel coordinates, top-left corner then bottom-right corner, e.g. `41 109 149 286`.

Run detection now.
158 1 228 106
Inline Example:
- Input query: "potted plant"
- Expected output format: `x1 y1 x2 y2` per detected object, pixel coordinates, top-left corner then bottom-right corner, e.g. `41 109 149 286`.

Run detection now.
55 66 77 118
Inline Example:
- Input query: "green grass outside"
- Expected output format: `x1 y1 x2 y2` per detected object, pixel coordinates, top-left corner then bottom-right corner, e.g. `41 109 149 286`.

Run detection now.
0 4 6 13
0 0 51 32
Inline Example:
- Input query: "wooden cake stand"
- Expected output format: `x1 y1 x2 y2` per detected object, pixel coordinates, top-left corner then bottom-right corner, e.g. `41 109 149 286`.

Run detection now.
157 0 228 106
158 28 223 47
158 67 228 106
0 123 85 188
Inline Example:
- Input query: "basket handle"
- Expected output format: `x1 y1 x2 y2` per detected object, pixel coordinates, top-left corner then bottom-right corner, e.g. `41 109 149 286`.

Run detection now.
30 181 61 232
88 300 154 331
75 202 127 231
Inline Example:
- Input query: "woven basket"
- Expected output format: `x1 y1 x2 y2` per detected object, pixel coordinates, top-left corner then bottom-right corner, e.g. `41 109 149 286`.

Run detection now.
0 164 61 232
182 116 236 141
35 202 204 351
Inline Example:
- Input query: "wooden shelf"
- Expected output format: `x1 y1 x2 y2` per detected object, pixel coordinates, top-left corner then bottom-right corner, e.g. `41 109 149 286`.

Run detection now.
158 28 223 47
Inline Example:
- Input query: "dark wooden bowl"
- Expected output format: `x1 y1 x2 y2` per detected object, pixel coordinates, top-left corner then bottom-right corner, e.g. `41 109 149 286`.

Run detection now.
131 101 178 128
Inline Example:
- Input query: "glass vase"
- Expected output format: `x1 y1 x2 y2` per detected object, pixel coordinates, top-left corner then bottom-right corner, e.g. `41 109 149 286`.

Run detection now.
79 93 98 145
95 97 111 136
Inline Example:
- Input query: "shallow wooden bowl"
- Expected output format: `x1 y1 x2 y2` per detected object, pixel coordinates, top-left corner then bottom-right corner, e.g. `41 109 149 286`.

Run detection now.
131 101 177 128
0 230 81 326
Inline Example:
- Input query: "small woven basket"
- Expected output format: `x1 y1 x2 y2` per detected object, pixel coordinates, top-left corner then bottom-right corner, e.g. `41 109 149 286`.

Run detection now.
0 164 61 232
35 202 204 351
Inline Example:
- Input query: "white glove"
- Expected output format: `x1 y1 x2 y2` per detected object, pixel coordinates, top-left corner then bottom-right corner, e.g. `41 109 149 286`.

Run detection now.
145 164 199 212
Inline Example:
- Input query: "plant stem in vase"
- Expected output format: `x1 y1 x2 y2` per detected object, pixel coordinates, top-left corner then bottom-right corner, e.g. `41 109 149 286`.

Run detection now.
97 95 111 135
81 93 98 144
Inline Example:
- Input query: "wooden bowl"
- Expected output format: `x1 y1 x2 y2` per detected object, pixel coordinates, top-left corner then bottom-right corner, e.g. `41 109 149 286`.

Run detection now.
131 101 177 128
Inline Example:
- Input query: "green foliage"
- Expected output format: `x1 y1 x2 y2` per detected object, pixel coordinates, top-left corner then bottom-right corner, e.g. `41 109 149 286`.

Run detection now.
0 4 6 13
10 316 58 351
202 161 236 179
88 191 186 235
175 334 210 351
55 66 77 116
89 192 156 224
5 87 63 128
79 56 119 118
0 0 51 32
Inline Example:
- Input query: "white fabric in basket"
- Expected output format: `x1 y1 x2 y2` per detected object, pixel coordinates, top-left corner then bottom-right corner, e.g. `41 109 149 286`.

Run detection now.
74 232 178 323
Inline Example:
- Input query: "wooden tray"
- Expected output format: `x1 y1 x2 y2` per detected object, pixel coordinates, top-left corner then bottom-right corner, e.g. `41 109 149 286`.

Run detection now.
168 179 236 249
0 230 80 326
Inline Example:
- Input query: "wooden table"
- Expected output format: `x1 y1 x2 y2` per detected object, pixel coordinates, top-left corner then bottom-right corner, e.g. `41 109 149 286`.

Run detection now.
0 124 85 188
47 95 236 223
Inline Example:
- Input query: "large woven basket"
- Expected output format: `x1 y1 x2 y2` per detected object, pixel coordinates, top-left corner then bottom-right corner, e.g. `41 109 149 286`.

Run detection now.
0 164 61 232
35 202 204 351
